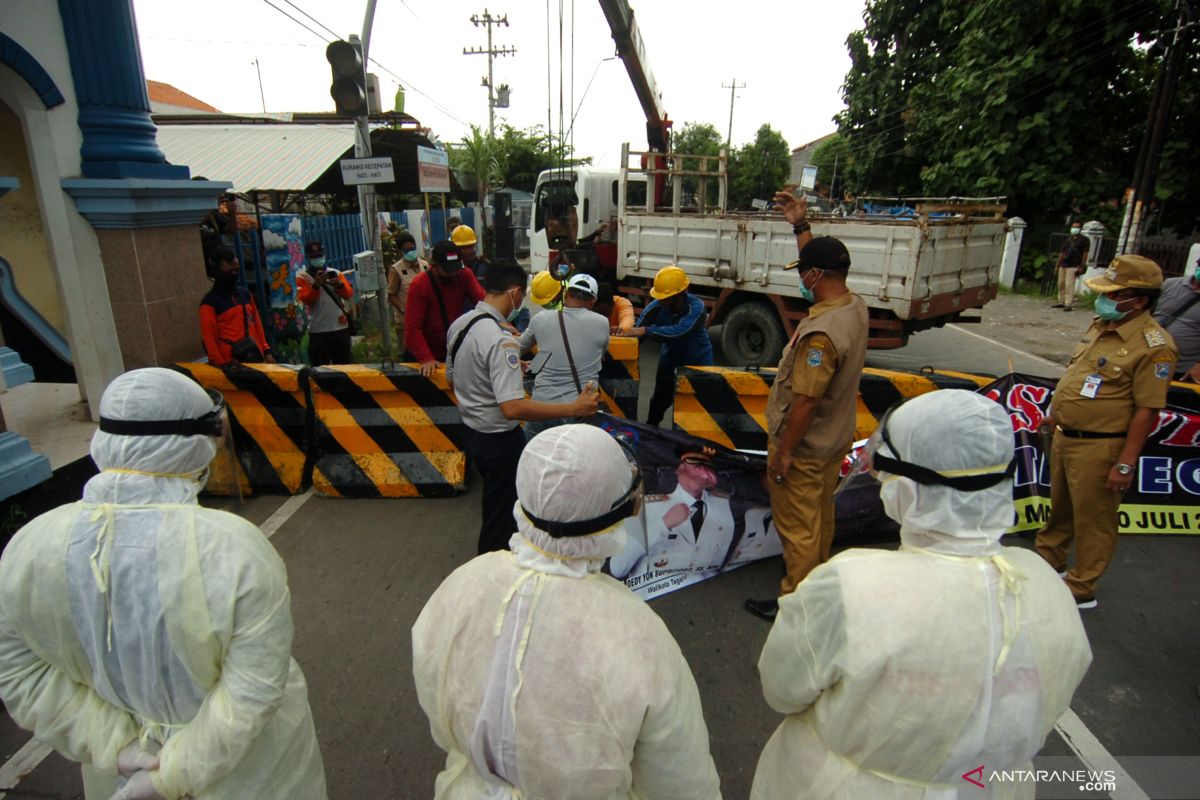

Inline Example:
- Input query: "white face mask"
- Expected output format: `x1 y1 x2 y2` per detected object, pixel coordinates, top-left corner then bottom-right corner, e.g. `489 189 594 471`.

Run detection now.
1070 227 1081 235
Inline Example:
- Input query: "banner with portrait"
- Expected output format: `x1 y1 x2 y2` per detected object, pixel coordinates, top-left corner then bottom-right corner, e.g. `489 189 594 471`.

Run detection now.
589 415 891 600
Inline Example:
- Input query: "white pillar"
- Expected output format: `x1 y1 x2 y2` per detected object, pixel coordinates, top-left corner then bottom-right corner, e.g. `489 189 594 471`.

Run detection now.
999 217 1026 289
1078 220 1107 293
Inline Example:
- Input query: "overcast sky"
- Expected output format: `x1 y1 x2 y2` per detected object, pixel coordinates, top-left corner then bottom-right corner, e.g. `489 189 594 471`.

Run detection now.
133 0 866 168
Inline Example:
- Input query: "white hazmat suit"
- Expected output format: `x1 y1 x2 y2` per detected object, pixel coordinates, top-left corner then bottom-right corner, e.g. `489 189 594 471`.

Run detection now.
412 424 721 799
0 368 326 800
751 390 1092 800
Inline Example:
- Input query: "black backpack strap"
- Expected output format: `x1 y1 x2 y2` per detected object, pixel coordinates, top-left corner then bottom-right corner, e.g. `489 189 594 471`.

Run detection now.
449 312 501 364
1160 291 1200 329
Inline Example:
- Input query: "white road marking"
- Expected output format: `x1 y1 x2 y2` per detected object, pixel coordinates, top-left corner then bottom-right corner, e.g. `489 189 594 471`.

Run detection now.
260 489 314 539
947 323 1066 370
0 737 52 796
1054 708 1150 800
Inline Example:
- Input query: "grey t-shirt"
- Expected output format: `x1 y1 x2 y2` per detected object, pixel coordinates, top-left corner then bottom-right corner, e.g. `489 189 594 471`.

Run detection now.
445 302 526 433
1153 277 1200 373
518 306 611 402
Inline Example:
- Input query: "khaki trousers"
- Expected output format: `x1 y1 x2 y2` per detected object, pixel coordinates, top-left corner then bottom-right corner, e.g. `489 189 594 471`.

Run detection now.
768 447 844 595
1057 267 1077 307
1035 431 1124 600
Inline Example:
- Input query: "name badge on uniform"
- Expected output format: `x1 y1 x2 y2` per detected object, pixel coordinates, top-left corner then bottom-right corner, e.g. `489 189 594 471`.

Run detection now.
1080 373 1102 398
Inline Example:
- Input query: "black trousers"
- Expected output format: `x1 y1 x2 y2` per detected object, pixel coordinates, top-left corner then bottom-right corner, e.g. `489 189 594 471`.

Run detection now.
646 361 677 428
462 426 527 554
309 328 352 365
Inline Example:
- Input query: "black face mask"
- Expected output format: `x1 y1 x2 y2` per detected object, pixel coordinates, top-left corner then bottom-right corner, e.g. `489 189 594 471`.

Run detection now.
99 390 227 438
215 272 238 289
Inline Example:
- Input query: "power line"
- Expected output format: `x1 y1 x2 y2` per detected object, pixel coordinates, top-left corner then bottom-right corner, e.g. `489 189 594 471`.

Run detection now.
256 0 470 127
256 0 329 44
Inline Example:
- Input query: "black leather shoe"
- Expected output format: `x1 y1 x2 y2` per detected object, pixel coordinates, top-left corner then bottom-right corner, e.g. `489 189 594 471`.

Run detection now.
744 598 779 621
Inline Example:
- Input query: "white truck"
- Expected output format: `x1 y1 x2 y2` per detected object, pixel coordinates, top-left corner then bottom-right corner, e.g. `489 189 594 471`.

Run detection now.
530 148 1010 364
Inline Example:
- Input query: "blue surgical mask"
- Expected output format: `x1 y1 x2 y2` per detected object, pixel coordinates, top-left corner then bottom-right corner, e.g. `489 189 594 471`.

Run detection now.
403 250 419 263
1094 293 1130 321
797 269 821 303
310 257 326 268
506 289 523 322
1070 227 1081 235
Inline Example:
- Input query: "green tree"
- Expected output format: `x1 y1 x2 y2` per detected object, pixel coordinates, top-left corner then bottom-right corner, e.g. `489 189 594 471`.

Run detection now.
447 125 502 213
836 0 1185 226
729 124 790 209
672 121 725 206
491 124 592 193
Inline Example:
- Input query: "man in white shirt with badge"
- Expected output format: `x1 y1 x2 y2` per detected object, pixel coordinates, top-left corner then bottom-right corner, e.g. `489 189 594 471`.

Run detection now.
519 273 611 439
446 262 600 554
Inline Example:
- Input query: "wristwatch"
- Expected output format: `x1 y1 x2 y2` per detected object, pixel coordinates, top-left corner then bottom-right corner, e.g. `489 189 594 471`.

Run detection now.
1115 463 1134 476
792 221 811 235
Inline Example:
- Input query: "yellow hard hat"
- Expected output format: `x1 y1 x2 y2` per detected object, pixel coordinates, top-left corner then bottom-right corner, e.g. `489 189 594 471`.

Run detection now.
450 224 478 247
530 270 563 307
650 265 689 300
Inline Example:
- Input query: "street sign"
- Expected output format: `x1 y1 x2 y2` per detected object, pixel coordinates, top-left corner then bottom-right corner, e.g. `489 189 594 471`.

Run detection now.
340 157 394 185
417 145 450 193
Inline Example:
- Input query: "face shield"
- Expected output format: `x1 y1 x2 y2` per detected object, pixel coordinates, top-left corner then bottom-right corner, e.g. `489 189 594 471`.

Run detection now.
838 395 1015 497
97 387 237 498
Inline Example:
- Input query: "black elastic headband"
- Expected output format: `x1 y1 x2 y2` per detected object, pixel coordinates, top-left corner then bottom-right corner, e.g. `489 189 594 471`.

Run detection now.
871 452 1016 491
522 471 643 538
98 391 225 439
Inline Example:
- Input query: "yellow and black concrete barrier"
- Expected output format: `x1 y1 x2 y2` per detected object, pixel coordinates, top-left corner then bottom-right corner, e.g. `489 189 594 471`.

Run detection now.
599 337 639 419
173 363 312 496
308 365 467 498
673 365 993 451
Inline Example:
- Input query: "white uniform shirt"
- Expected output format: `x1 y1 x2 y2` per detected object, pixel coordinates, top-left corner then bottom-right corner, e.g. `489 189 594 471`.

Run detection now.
445 302 525 433
644 484 735 574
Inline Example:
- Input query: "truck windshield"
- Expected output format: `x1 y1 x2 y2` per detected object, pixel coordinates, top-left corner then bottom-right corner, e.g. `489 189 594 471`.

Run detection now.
534 180 576 233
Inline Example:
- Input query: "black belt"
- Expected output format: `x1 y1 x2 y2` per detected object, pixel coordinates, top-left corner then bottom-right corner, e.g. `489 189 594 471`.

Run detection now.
1056 426 1125 439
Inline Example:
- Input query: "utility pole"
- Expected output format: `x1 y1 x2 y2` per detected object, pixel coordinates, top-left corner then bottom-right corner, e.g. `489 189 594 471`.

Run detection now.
722 78 746 152
356 0 391 357
464 10 516 138
1118 0 1194 254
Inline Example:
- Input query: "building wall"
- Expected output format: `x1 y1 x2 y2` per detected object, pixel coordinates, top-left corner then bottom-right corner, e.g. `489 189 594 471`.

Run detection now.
0 100 64 331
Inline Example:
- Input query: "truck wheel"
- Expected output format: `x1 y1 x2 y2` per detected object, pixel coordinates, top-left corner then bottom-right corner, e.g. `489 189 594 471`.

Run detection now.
721 302 785 367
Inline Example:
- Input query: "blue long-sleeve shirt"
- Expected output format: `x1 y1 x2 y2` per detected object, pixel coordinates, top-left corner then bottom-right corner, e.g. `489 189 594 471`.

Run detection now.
636 293 714 369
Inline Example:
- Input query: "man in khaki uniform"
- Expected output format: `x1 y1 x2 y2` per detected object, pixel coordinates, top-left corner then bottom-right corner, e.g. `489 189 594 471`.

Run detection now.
1037 255 1177 609
386 231 427 345
745 191 869 621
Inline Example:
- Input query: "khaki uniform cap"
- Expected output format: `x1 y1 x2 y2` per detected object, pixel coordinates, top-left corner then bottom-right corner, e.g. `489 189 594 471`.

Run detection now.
1083 254 1163 293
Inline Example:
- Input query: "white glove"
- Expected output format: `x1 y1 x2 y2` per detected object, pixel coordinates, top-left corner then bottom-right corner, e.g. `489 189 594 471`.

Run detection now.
116 742 160 778
109 770 166 800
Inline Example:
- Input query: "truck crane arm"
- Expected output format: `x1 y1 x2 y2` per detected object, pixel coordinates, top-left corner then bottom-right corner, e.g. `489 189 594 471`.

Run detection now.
597 0 671 153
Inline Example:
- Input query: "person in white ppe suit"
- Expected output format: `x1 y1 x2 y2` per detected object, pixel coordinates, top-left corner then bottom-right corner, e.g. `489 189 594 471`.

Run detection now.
751 390 1092 800
412 423 721 799
0 368 326 800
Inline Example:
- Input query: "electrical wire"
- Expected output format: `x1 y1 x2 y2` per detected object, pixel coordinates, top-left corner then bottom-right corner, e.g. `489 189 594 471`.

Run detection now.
256 0 469 127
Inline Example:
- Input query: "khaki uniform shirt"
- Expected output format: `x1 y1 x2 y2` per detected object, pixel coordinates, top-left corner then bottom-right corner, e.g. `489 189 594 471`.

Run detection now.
387 257 429 327
1052 312 1178 433
766 292 869 461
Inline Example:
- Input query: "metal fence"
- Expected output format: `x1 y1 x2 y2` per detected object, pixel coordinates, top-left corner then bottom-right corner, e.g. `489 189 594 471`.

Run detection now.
1038 233 1191 296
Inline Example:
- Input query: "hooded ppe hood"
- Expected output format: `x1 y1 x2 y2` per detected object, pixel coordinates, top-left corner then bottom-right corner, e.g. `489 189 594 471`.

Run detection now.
876 390 1015 557
512 424 636 574
86 368 220 506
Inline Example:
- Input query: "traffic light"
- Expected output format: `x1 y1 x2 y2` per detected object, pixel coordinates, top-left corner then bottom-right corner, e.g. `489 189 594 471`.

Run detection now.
326 39 367 117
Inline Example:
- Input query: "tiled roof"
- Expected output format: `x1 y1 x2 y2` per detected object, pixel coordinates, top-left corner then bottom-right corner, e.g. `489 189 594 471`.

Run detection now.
147 80 220 113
